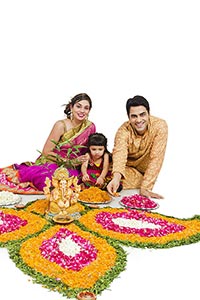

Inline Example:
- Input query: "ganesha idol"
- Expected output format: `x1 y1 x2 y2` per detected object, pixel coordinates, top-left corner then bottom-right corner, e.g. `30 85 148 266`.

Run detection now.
43 167 81 217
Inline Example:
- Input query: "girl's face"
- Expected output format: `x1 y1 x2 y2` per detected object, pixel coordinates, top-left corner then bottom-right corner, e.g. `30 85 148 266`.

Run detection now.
89 145 105 160
71 100 91 122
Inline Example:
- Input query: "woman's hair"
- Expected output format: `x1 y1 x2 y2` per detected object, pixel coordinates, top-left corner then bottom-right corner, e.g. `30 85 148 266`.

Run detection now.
87 133 109 153
126 95 150 115
64 93 92 118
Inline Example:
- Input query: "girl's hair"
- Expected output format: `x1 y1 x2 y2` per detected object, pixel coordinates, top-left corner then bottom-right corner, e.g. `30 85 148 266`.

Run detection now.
126 95 150 115
87 133 109 153
63 93 92 118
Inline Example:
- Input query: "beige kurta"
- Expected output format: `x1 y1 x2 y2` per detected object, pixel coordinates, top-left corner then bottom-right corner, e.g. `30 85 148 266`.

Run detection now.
112 116 168 190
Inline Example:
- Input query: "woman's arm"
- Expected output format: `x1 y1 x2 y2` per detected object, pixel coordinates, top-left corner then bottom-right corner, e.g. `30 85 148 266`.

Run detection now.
42 121 65 156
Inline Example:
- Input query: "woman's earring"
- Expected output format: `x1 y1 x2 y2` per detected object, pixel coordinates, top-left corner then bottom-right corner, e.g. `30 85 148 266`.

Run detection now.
70 112 74 120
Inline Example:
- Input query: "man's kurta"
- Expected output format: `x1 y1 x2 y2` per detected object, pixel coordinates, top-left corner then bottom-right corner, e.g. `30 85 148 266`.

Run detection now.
112 116 168 190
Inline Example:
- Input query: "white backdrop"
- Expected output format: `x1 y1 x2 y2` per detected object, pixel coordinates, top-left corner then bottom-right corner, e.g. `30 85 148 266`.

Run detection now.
0 1 199 300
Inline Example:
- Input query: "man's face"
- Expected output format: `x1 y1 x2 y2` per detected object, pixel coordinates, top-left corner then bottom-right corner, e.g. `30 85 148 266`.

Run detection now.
129 105 149 135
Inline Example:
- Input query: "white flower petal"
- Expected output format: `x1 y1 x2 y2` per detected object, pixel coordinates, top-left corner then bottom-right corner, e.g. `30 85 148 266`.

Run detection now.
0 191 21 206
113 217 161 229
59 236 81 256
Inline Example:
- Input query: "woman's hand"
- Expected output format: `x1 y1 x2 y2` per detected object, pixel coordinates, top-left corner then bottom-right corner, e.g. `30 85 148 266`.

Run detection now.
69 155 88 167
77 154 88 163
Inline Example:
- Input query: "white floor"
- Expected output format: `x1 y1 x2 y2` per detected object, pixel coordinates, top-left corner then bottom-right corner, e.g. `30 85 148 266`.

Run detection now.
1 1 200 298
0 187 199 300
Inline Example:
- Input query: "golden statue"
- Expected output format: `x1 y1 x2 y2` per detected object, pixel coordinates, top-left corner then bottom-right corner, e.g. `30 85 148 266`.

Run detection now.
44 167 81 216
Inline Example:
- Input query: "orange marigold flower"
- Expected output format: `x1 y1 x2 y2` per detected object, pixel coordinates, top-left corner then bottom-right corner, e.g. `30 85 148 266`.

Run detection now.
79 187 111 203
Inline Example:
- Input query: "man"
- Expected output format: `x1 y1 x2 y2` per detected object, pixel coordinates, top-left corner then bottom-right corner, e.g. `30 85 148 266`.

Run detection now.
107 95 168 199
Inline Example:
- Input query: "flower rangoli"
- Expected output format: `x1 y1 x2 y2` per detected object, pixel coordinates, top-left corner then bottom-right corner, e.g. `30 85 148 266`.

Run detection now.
0 200 200 298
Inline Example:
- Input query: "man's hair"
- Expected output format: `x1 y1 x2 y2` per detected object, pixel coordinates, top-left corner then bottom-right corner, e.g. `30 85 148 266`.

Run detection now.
126 95 150 115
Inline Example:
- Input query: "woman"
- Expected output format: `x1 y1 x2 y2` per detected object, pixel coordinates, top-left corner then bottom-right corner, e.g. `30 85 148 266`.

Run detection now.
0 93 96 194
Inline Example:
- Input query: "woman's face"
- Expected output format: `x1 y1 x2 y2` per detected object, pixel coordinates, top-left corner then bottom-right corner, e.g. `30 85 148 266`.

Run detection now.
71 100 91 122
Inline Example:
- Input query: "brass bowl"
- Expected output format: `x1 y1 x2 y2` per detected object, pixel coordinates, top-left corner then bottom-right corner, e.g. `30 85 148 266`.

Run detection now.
52 214 74 224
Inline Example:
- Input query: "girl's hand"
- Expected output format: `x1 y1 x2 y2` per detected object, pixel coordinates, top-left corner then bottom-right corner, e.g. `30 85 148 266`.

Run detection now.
95 176 104 186
82 173 90 182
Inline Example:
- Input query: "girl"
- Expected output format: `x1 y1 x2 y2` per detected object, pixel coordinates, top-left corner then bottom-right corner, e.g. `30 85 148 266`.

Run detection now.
81 133 112 189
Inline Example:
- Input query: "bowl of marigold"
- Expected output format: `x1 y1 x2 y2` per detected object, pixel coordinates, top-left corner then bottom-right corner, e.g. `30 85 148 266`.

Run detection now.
78 186 111 204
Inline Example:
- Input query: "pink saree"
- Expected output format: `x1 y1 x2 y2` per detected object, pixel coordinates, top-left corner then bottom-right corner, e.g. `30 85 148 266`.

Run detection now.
0 120 96 194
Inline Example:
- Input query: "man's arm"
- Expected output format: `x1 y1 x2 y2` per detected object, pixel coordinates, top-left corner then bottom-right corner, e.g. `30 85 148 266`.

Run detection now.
140 120 168 197
107 172 122 195
107 125 128 195
112 126 129 178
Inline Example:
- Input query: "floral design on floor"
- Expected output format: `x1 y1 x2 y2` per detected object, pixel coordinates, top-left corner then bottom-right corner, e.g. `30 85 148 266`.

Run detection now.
0 199 200 298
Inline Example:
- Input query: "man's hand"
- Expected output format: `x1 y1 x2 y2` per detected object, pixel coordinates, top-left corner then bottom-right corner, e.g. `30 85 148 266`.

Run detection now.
140 188 164 199
107 173 121 196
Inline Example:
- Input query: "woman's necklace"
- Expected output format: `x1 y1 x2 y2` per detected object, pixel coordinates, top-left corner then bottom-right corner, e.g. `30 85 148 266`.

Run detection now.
70 120 80 128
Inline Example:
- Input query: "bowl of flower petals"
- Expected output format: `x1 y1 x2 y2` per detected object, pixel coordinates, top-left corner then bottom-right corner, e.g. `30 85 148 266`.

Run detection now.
78 187 111 204
77 291 96 300
0 191 22 207
120 193 159 210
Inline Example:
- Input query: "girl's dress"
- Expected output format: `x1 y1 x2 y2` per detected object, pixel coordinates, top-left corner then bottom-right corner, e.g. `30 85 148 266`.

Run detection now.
0 120 96 194
81 155 112 190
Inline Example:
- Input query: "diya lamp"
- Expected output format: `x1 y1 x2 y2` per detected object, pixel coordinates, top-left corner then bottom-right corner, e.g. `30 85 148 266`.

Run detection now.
76 291 97 300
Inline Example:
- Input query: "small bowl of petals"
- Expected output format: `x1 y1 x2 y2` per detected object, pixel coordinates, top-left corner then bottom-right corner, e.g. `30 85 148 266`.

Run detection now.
77 291 97 300
120 193 159 210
